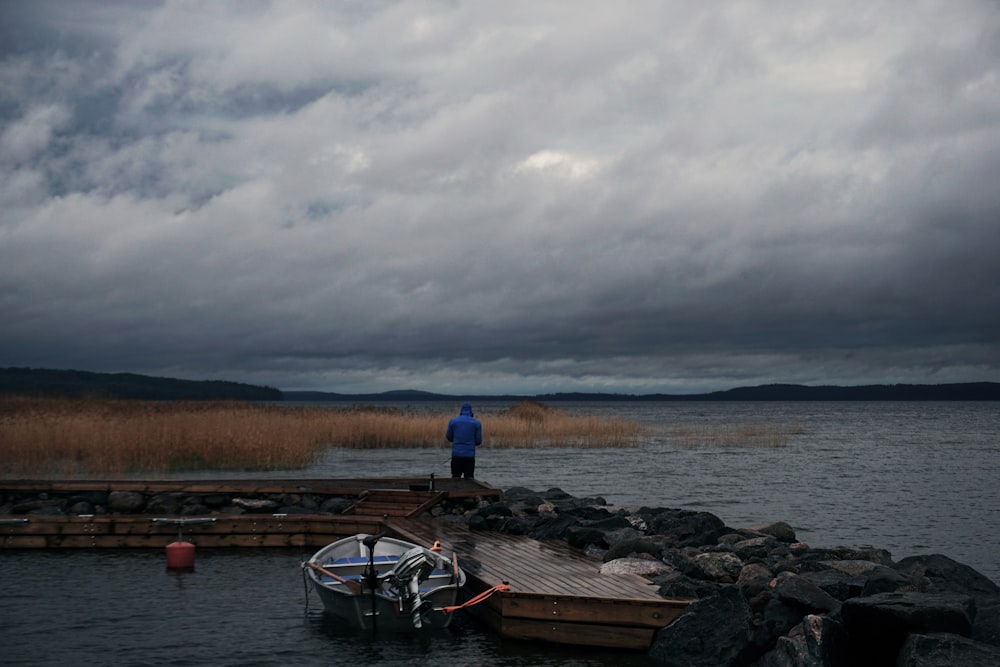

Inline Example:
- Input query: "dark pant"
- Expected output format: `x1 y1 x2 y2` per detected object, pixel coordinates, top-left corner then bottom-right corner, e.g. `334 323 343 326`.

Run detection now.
451 456 475 479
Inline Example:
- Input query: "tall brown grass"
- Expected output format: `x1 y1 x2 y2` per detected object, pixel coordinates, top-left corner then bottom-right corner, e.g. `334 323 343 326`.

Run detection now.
0 397 642 476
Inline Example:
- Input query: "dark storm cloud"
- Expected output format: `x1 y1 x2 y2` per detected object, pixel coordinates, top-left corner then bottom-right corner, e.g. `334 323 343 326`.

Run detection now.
1 1 999 394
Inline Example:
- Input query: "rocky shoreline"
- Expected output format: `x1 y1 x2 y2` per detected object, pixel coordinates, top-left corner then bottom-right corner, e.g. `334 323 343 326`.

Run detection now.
460 486 1000 667
4 484 999 665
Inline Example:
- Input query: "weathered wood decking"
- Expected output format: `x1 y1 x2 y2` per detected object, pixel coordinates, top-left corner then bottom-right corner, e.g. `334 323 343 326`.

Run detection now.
388 516 689 650
1 478 688 649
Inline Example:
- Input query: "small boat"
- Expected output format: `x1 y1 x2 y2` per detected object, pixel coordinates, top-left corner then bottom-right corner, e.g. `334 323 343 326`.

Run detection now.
303 533 466 631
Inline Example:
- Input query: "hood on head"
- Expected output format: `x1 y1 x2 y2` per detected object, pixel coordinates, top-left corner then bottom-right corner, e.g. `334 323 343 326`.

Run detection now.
460 402 473 416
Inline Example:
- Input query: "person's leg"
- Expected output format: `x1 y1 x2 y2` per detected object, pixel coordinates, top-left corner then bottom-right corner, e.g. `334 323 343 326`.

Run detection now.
466 456 475 479
450 457 461 478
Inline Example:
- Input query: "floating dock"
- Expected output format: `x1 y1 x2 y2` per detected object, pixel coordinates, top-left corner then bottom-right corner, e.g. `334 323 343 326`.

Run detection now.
389 516 688 650
1 478 688 650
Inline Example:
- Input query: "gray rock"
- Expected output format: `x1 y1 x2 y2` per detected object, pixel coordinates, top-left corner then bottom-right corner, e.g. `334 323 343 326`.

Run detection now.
566 525 608 549
692 552 744 582
772 572 841 614
732 535 780 559
841 592 976 665
737 563 774 600
319 497 353 513
231 497 279 511
12 498 65 513
753 614 847 667
180 503 210 516
499 517 534 535
897 632 1000 667
107 491 145 513
599 557 671 577
747 521 797 543
646 508 728 548
819 559 884 577
649 585 758 666
601 527 644 550
68 501 93 515
28 505 65 516
799 567 865 601
146 493 182 514
860 564 910 595
894 553 1000 598
603 536 662 561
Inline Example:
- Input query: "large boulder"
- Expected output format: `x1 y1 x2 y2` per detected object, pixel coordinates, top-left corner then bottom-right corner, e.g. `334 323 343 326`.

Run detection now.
841 592 976 665
894 553 1000 598
798 567 866 601
649 585 759 666
752 614 848 667
746 521 797 543
603 536 663 561
656 572 724 600
527 514 580 541
894 554 1000 646
644 508 728 548
897 632 1000 667
771 572 841 615
565 525 608 549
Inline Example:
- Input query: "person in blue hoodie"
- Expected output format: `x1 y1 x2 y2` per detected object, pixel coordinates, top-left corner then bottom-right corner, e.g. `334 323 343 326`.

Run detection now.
446 402 483 479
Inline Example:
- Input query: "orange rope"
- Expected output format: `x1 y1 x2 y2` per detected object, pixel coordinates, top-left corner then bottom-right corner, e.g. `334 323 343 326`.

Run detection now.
437 583 511 614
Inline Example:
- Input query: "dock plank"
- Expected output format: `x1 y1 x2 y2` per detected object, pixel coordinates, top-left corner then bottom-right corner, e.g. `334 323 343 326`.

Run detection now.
387 516 689 650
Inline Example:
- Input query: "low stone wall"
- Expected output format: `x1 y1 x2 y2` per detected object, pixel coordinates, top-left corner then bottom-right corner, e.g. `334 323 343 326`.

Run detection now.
0 485 483 519
0 488 359 517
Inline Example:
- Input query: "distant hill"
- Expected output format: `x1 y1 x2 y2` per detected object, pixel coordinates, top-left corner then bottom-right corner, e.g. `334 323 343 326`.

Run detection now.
3 368 998 401
284 382 1000 402
0 367 282 401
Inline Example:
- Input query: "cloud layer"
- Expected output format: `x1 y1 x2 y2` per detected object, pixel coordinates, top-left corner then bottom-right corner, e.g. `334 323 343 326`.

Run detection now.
2 1 999 393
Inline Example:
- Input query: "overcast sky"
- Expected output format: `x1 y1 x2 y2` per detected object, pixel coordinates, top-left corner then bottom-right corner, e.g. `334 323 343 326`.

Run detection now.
1 1 998 395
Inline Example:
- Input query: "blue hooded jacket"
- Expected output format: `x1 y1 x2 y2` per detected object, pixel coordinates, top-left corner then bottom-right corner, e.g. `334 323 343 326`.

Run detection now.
446 402 482 458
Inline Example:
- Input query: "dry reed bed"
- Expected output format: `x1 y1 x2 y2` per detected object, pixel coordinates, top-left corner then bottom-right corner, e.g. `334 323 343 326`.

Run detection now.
0 397 641 476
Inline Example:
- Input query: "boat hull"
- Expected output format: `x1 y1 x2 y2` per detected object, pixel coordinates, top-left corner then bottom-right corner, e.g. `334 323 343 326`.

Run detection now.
305 533 465 632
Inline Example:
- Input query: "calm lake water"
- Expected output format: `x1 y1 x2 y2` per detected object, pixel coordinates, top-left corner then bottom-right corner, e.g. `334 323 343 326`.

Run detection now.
3 401 998 665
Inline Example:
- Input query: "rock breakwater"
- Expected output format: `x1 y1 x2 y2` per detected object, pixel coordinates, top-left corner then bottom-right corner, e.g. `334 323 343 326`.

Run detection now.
460 486 1000 666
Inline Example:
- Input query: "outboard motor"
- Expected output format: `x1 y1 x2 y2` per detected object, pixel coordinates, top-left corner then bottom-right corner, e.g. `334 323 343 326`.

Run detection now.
389 547 437 628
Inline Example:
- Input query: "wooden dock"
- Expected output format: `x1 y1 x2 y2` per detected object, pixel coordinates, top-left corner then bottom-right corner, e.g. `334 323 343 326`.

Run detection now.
1 478 688 649
389 516 689 650
0 478 498 548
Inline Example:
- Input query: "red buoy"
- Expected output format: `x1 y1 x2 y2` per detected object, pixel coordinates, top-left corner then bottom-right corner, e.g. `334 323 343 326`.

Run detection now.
166 540 195 570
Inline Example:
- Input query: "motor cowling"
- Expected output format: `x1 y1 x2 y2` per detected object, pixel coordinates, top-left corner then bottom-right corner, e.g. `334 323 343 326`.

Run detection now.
389 547 435 589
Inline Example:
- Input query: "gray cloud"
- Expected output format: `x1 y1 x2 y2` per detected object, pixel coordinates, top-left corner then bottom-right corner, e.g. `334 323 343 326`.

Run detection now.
2 1 999 394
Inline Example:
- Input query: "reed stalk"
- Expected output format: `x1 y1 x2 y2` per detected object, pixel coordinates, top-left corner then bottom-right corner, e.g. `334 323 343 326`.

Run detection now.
0 396 642 476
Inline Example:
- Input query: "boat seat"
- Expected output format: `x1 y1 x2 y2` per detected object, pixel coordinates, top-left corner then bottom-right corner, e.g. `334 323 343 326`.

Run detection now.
327 555 399 566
